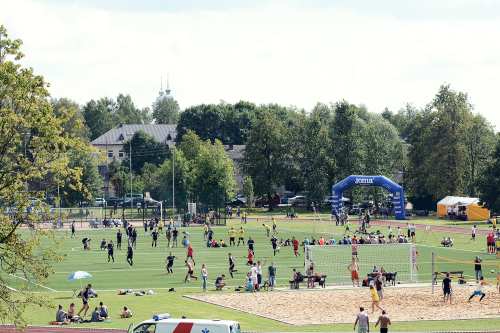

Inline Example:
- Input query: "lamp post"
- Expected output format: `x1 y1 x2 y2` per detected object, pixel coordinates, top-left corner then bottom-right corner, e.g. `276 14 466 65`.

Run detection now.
126 133 134 220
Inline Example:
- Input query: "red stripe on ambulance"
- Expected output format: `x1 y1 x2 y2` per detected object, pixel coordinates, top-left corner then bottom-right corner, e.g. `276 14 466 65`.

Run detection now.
173 322 194 333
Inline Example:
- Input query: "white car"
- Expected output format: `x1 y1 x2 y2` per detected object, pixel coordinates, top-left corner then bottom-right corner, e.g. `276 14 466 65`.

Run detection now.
233 194 246 204
93 198 106 207
288 196 307 206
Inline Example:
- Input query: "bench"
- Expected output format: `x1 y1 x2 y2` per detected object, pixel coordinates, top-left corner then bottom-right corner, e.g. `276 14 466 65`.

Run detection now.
433 271 464 285
367 272 397 286
289 274 327 289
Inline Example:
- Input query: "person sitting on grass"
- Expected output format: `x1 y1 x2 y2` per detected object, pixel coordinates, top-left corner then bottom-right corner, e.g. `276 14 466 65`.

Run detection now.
99 301 109 319
119 307 133 318
67 302 76 321
56 304 68 322
91 306 103 322
215 274 226 290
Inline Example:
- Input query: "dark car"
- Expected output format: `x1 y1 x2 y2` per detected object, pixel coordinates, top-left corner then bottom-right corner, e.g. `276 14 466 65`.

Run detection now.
106 196 123 206
227 199 245 207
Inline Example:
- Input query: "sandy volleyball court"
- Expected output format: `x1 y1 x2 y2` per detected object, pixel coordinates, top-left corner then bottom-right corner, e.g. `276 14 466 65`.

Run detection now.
187 286 500 325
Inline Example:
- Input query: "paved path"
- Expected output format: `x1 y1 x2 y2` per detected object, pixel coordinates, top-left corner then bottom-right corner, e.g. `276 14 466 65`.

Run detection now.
0 326 126 333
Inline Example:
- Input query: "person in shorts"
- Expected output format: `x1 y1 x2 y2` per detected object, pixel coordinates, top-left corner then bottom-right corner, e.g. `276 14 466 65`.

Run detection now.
207 227 214 242
237 227 245 246
348 257 360 287
469 224 476 243
77 283 92 318
71 220 76 238
132 228 137 249
184 261 197 282
442 272 452 304
468 276 489 302
354 307 369 333
272 217 278 235
166 226 172 247
186 243 195 266
292 236 300 257
375 274 384 302
126 241 134 267
82 237 91 251
215 274 226 290
245 249 254 266
248 236 255 255
271 235 280 257
228 227 236 246
228 253 237 278
116 229 122 250
375 310 391 333
165 252 179 274
107 240 114 263
172 227 179 248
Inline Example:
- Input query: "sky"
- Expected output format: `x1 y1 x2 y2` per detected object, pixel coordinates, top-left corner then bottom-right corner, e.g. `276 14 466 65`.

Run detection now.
1 0 499 129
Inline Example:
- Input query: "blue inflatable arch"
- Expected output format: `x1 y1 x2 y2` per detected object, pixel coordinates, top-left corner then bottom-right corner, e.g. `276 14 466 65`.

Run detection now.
332 175 407 220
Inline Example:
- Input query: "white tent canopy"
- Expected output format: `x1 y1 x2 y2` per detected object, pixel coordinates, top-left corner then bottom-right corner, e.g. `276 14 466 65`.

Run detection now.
437 196 478 206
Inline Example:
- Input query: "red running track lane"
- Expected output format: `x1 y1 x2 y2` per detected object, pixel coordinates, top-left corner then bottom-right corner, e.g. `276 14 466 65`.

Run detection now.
247 217 490 236
0 326 126 333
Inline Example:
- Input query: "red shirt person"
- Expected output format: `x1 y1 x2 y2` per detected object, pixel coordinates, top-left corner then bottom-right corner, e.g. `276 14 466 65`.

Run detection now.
186 244 195 265
292 236 300 257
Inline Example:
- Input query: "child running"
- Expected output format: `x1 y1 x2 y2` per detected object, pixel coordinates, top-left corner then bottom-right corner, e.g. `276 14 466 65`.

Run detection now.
165 252 179 274
184 261 197 282
370 284 384 313
186 243 195 266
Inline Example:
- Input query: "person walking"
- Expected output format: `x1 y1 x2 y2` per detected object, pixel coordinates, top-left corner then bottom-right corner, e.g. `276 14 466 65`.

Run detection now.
107 240 114 263
354 307 369 333
165 252 179 274
469 224 477 243
76 284 92 318
201 264 208 292
375 310 391 333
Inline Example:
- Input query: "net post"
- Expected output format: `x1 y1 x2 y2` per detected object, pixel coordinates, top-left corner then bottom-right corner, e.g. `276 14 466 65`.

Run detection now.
431 251 434 294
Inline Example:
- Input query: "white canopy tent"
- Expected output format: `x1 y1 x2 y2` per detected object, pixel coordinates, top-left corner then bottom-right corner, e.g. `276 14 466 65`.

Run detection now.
437 196 489 221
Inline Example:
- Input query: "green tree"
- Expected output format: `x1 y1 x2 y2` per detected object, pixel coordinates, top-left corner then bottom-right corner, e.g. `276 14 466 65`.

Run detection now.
59 149 103 207
299 114 334 211
0 25 97 328
464 114 496 197
178 129 203 164
477 133 500 213
242 176 254 208
155 149 191 192
140 107 153 124
193 139 236 200
242 111 291 211
116 93 141 124
153 98 180 124
122 130 171 174
82 97 120 141
50 97 91 143
407 84 471 198
329 100 365 183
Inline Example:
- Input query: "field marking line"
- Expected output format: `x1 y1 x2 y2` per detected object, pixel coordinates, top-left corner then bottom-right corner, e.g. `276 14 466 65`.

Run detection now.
8 274 58 292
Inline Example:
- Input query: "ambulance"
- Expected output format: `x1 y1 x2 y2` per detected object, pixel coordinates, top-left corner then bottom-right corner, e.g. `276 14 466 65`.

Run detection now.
128 314 242 333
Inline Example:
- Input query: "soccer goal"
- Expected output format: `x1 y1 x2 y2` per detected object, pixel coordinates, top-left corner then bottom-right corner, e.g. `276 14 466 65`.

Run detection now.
305 243 418 284
313 214 343 235
435 256 500 283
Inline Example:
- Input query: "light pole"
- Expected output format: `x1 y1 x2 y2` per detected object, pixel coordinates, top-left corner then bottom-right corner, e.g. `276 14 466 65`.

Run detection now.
126 133 134 220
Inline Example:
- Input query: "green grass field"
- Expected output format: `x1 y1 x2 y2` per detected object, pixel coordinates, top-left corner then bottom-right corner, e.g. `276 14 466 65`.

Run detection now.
11 216 500 331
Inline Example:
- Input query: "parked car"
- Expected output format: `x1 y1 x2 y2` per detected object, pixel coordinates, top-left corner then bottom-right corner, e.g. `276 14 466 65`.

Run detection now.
93 198 106 207
281 194 295 204
106 196 123 206
227 199 245 207
288 196 307 206
77 201 90 207
233 194 246 204
322 196 334 206
255 194 281 207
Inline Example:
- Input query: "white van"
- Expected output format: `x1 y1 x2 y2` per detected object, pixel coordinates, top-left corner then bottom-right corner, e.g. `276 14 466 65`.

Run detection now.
128 317 241 333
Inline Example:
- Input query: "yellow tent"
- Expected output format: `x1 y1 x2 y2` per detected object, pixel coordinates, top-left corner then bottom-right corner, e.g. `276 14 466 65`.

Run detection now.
437 196 489 221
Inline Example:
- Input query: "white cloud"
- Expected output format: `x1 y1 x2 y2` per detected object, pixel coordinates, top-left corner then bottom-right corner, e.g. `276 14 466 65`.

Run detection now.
1 0 499 129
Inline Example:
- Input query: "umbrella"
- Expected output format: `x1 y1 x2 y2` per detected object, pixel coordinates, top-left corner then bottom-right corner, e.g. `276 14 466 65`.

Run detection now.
68 271 92 290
